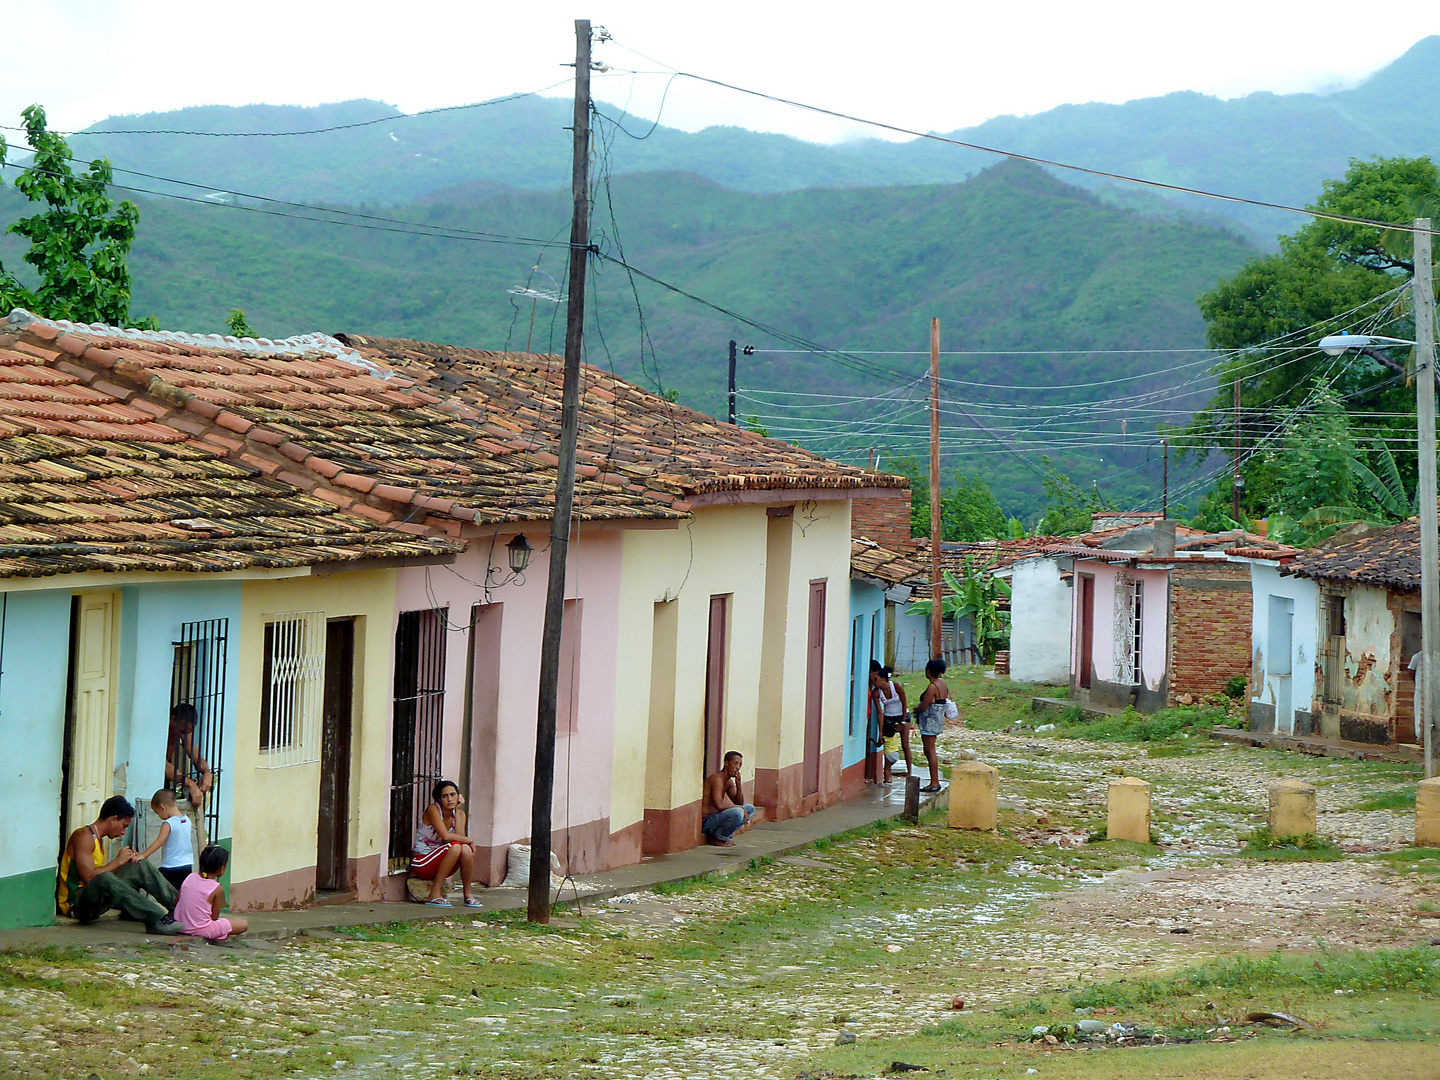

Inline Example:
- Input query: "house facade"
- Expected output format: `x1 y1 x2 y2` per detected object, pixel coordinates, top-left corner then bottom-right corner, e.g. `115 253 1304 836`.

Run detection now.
1233 547 1316 737
1288 521 1427 746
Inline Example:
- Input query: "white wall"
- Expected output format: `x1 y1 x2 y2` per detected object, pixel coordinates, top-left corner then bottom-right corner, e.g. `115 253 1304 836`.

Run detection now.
1248 562 1319 734
1009 557 1072 684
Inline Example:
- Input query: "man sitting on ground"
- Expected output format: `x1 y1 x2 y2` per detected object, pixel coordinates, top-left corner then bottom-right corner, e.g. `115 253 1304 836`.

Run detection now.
58 796 183 936
701 751 765 846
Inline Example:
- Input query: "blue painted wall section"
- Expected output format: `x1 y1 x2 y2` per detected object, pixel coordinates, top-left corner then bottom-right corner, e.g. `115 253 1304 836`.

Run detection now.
845 580 886 769
0 591 73 928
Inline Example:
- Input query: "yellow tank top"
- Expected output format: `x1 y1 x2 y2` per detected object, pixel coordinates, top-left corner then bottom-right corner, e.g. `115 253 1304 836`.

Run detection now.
57 829 104 917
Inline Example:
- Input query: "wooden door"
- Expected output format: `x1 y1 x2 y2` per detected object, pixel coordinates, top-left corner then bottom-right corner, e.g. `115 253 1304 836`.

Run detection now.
703 596 728 779
64 592 120 838
803 580 827 798
1077 575 1095 690
317 619 355 892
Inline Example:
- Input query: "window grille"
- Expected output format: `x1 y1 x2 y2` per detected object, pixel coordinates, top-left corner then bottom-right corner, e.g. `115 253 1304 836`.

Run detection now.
170 619 229 842
259 611 325 768
389 608 447 871
1114 571 1141 685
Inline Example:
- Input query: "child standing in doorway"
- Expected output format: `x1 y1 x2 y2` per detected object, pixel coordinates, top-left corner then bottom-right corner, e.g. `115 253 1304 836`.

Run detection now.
137 788 195 892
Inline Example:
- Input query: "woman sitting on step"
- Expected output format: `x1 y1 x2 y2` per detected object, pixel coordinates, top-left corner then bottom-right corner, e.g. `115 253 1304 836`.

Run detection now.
412 780 480 908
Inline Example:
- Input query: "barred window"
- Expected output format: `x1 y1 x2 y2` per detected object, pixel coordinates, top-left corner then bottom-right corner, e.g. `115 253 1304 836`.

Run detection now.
259 611 325 768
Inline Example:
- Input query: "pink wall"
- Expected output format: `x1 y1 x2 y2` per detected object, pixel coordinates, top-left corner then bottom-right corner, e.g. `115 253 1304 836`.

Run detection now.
1070 560 1169 691
393 527 623 877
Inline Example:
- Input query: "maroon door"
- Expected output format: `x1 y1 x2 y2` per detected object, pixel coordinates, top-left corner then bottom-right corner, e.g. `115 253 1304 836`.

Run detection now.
703 596 729 778
1078 575 1095 690
803 580 827 797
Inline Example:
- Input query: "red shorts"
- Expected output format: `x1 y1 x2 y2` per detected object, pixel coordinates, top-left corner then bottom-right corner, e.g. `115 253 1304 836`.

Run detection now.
410 843 462 879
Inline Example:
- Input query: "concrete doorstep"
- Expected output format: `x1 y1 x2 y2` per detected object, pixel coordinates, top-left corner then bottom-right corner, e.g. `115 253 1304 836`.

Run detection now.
1211 726 1425 765
0 776 949 953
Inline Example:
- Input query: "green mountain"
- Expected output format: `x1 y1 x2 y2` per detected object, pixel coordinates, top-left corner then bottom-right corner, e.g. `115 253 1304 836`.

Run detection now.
63 36 1440 242
0 159 1253 520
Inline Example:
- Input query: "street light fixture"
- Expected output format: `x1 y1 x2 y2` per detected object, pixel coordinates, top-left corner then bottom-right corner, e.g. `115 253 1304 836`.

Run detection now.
506 533 533 574
1316 218 1437 777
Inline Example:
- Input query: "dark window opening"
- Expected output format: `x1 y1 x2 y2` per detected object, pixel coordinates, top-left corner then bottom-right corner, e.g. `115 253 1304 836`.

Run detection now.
389 608 447 871
170 618 229 844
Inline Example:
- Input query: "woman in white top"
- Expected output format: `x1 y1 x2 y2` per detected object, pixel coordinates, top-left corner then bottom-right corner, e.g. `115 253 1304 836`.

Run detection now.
869 665 912 779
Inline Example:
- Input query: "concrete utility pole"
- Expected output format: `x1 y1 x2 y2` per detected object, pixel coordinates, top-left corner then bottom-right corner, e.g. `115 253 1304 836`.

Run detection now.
727 339 737 425
529 18 592 923
1161 439 1169 520
1415 217 1439 779
929 318 943 661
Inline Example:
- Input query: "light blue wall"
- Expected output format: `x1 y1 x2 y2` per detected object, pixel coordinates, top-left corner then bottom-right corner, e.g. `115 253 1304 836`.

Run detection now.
846 580 886 769
0 591 73 927
119 583 242 846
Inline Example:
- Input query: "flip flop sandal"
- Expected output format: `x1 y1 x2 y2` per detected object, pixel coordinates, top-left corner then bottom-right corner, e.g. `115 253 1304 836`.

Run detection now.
920 784 943 794
463 897 483 908
424 898 453 907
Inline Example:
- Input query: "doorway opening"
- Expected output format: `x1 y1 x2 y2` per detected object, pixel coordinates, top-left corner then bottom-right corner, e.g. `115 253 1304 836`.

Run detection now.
703 595 730 780
317 619 355 892
389 608 447 873
1077 575 1095 689
803 579 827 799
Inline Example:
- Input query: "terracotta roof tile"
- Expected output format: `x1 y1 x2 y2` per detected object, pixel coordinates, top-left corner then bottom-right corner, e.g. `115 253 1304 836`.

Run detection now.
851 539 926 585
1288 515 1430 590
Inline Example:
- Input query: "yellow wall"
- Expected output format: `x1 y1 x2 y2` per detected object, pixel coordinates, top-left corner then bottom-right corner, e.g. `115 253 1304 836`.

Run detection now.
233 570 396 901
610 498 853 833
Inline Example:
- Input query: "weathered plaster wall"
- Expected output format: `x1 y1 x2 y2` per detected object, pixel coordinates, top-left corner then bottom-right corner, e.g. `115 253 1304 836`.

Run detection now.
1071 561 1169 708
1340 584 1394 718
1010 557 1072 684
401 529 624 883
1247 563 1318 736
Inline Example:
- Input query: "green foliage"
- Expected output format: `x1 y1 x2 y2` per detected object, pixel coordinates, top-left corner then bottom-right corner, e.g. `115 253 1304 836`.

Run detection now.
1348 788 1417 811
893 456 1010 540
740 414 770 437
1268 387 1356 519
225 307 255 337
0 105 139 324
1185 155 1440 520
1238 826 1343 861
906 557 1011 660
1034 705 1226 743
1035 458 1110 535
1223 675 1247 699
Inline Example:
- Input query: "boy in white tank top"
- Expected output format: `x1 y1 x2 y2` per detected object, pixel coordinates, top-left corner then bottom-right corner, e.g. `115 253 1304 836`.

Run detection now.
138 788 196 892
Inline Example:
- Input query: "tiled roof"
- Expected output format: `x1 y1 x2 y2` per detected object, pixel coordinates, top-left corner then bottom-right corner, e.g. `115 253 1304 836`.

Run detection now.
0 312 461 578
335 334 908 505
851 538 925 586
1288 516 1426 589
1225 542 1304 562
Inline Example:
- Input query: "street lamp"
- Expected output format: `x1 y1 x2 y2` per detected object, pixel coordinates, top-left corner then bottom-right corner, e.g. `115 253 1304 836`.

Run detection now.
1315 216 1437 777
506 533 533 574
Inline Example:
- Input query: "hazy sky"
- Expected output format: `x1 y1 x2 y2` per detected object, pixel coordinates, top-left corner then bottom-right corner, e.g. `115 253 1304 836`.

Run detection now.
11 2 1440 143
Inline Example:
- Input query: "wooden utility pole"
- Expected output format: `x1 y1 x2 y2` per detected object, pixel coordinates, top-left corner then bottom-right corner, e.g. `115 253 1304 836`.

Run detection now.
529 18 592 923
929 318 942 661
1161 439 1169 520
727 339 737 425
1414 217 1438 779
1232 378 1242 524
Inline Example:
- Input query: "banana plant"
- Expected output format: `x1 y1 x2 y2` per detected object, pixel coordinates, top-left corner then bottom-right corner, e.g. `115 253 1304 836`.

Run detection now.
907 555 1012 661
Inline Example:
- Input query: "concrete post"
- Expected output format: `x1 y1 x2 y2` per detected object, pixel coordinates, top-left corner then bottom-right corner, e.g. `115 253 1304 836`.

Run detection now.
1417 777 1440 847
948 761 998 830
1107 777 1151 844
1267 779 1317 838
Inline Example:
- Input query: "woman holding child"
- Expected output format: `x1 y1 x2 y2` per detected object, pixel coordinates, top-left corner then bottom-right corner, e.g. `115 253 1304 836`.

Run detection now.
412 780 480 907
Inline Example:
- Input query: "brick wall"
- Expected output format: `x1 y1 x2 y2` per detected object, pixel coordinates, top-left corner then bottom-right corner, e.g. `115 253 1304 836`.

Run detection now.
1167 560 1253 702
851 493 913 551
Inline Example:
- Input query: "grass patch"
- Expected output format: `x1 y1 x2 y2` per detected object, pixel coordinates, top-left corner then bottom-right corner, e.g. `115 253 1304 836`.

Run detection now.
1040 705 1228 743
1374 848 1440 877
1237 826 1343 861
1348 787 1418 811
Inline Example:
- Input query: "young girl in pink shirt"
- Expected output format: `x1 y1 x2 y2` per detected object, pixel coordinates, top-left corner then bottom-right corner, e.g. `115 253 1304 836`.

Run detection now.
175 845 249 941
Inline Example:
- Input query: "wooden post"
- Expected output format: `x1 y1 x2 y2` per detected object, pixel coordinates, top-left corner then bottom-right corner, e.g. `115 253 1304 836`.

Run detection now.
929 318 942 661
903 775 921 822
529 18 592 924
1232 377 1242 524
1415 217 1438 779
727 339 737 425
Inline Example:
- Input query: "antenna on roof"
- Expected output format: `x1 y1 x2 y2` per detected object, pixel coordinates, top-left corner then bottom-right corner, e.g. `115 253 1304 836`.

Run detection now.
507 258 564 352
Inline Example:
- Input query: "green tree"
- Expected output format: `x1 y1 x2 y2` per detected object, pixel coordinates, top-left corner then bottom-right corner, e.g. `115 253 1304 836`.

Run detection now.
1035 458 1109 536
226 308 256 337
892 457 1009 541
906 557 1012 662
1180 156 1440 518
1268 387 1356 520
0 105 141 325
